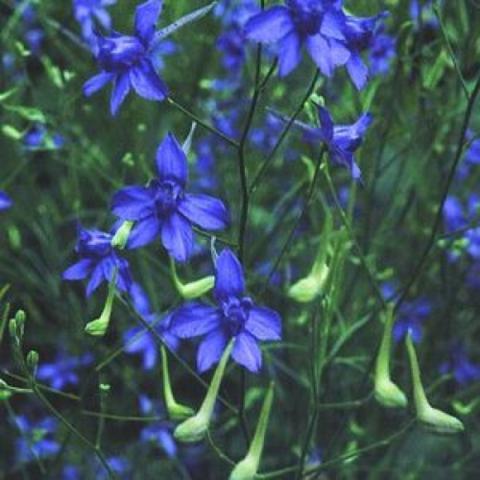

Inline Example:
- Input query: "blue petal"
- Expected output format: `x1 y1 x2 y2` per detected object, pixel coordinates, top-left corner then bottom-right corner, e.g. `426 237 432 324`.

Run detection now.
197 329 228 372
83 71 114 97
244 6 293 43
214 248 245 300
245 306 282 341
306 34 334 76
161 212 193 262
317 107 334 141
129 282 152 316
278 31 302 77
0 191 12 210
110 72 131 116
321 11 346 40
346 53 368 90
178 194 229 231
63 259 94 280
127 216 161 249
170 302 221 338
135 0 163 43
232 332 262 373
129 59 168 101
111 185 154 220
86 263 105 297
156 133 188 186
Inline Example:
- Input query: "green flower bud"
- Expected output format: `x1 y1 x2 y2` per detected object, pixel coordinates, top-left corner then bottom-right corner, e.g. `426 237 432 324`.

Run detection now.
174 341 233 443
161 346 194 420
287 264 329 303
0 379 12 401
170 258 214 300
406 334 464 434
85 280 116 337
26 350 39 377
229 382 275 480
111 221 134 249
374 305 407 408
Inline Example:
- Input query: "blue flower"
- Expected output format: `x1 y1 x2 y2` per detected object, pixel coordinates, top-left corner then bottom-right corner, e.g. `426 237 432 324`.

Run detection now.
393 298 431 343
62 225 133 297
73 0 116 47
23 124 65 150
245 0 384 86
170 249 282 373
439 344 480 386
138 395 177 457
37 350 93 390
14 416 60 464
83 0 168 115
111 133 230 262
95 456 131 480
302 106 372 180
0 191 13 211
443 195 465 233
123 283 179 370
368 28 396 76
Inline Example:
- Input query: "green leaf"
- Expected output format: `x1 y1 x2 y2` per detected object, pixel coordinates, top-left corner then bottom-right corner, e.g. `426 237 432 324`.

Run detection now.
3 105 47 123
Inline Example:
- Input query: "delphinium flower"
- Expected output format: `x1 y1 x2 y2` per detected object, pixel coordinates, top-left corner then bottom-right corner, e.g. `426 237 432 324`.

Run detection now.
111 132 230 262
301 105 372 180
36 350 93 390
23 124 65 150
138 395 177 457
443 195 466 234
249 113 283 154
368 27 396 77
95 456 132 480
170 248 282 373
439 343 480 386
457 130 480 179
123 283 179 370
73 0 116 47
215 0 258 74
83 0 168 115
0 191 12 211
245 0 385 86
13 1 44 55
14 416 60 464
63 225 132 297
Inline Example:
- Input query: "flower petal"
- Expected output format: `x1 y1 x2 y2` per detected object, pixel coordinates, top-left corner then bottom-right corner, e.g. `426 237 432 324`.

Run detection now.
197 329 228 372
161 212 193 262
63 259 94 280
244 6 294 43
170 302 221 338
86 263 106 297
346 53 368 90
178 193 229 231
127 216 161 249
318 106 334 141
232 332 262 373
156 133 188 185
214 248 245 300
135 0 163 43
110 72 131 116
129 59 168 101
111 185 154 220
278 31 302 77
245 306 282 340
83 71 114 97
0 191 12 211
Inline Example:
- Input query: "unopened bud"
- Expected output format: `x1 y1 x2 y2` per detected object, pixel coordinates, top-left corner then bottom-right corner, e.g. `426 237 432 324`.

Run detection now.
111 221 134 250
85 280 116 337
26 350 39 376
170 258 214 300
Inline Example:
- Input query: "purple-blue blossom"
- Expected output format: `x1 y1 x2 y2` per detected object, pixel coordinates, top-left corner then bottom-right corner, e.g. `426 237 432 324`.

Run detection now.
439 344 480 386
0 191 12 211
302 105 372 180
170 249 282 373
62 225 132 297
245 0 385 88
73 0 116 47
37 350 93 390
83 0 168 115
368 28 396 76
111 132 230 262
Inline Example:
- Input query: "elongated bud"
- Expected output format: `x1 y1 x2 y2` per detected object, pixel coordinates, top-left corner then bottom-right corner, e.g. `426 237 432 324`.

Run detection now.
174 341 233 443
111 221 134 249
406 334 464 434
170 258 214 300
85 278 116 337
374 305 407 408
161 346 194 420
229 382 275 480
287 263 329 303
9 310 26 345
0 379 12 400
26 350 39 377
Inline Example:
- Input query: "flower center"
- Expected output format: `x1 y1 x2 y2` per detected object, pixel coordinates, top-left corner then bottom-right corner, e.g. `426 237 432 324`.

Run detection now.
222 297 253 336
97 35 145 72
288 0 323 37
152 180 183 215
77 230 113 257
